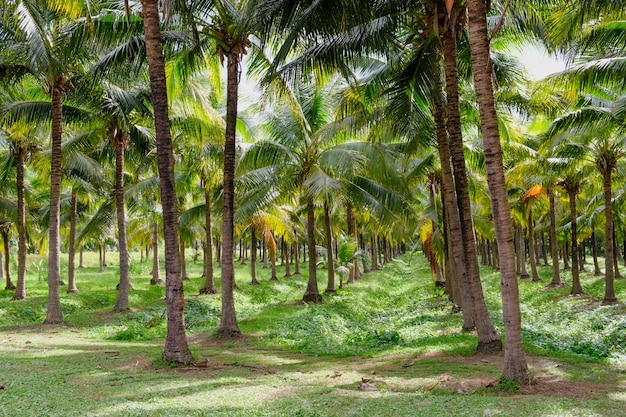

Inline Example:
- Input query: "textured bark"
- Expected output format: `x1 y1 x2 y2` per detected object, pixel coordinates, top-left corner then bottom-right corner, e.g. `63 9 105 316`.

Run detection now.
200 186 217 293
293 238 300 275
370 234 379 270
467 0 527 381
592 231 603 276
67 191 79 293
13 150 26 296
150 221 162 285
302 196 322 303
218 49 242 336
2 228 14 291
113 129 131 310
613 231 622 278
44 80 64 324
444 19 500 349
547 187 562 286
142 0 192 363
528 208 540 282
567 187 583 295
602 169 617 302
518 226 529 279
346 202 360 283
324 200 336 293
433 70 475 331
250 226 259 285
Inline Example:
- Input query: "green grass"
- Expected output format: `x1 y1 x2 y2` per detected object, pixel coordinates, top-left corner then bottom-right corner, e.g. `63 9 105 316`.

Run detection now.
2 251 626 416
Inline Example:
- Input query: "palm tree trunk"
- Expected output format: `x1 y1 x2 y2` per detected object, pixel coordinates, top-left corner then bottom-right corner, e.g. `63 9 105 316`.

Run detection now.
151 221 162 285
180 235 188 280
467 0 527 381
303 196 322 303
285 240 291 277
370 234 379 270
443 18 500 349
518 226 529 279
142 0 191 363
250 226 259 285
67 190 79 293
44 80 64 325
113 135 130 310
528 208 540 282
294 237 300 275
2 229 13 291
346 202 360 283
433 68 475 332
200 186 217 293
324 200 336 293
592 231 602 276
614 230 622 279
567 187 583 295
548 186 562 286
12 150 25 296
603 169 617 302
218 49 242 336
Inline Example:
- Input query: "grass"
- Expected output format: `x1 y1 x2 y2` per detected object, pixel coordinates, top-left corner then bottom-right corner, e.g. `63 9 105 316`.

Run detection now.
1 250 626 416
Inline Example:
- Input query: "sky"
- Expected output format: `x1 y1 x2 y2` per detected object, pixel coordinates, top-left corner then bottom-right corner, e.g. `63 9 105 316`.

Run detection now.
516 44 568 80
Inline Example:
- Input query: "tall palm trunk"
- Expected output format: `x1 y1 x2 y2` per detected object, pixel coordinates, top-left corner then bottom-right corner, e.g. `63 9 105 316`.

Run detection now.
566 185 583 295
44 81 65 324
113 130 130 311
250 226 259 285
592 231 602 275
151 221 162 285
14 150 26 296
218 50 242 336
2 227 13 291
433 73 475 331
346 202 360 283
324 199 335 293
303 196 322 302
67 190 79 293
601 166 617 303
200 186 217 293
467 0 528 381
443 17 500 350
528 207 540 282
142 0 191 363
547 186 562 286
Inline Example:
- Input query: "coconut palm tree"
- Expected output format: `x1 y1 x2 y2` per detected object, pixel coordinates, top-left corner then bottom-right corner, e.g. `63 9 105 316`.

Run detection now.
466 0 529 382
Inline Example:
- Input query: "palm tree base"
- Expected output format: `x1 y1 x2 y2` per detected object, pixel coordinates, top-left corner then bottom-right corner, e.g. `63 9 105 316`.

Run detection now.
476 338 503 353
217 328 242 338
199 286 218 294
602 297 619 304
150 278 164 286
302 293 323 303
324 288 336 294
570 289 584 296
5 283 16 290
67 288 79 294
11 294 25 301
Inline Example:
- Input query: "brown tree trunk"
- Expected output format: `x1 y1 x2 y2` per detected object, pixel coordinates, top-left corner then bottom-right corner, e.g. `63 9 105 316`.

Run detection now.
250 226 259 285
518 226 529 279
548 186 562 286
346 202 360 283
592 231 603 276
467 0 527 381
302 196 322 303
113 130 131 310
613 230 622 279
180 234 188 280
67 190 79 293
44 80 64 325
603 167 617 302
2 229 13 291
142 0 192 362
444 17 500 349
13 150 26 297
567 186 584 295
324 200 336 293
433 67 475 332
150 221 162 285
293 237 300 275
200 186 217 293
528 207 540 282
218 49 242 336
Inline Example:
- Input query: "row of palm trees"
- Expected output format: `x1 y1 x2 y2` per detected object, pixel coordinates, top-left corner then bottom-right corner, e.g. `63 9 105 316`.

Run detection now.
1 0 624 382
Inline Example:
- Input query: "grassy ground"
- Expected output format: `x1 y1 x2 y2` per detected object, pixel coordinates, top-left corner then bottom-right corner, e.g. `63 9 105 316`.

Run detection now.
1 251 626 416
